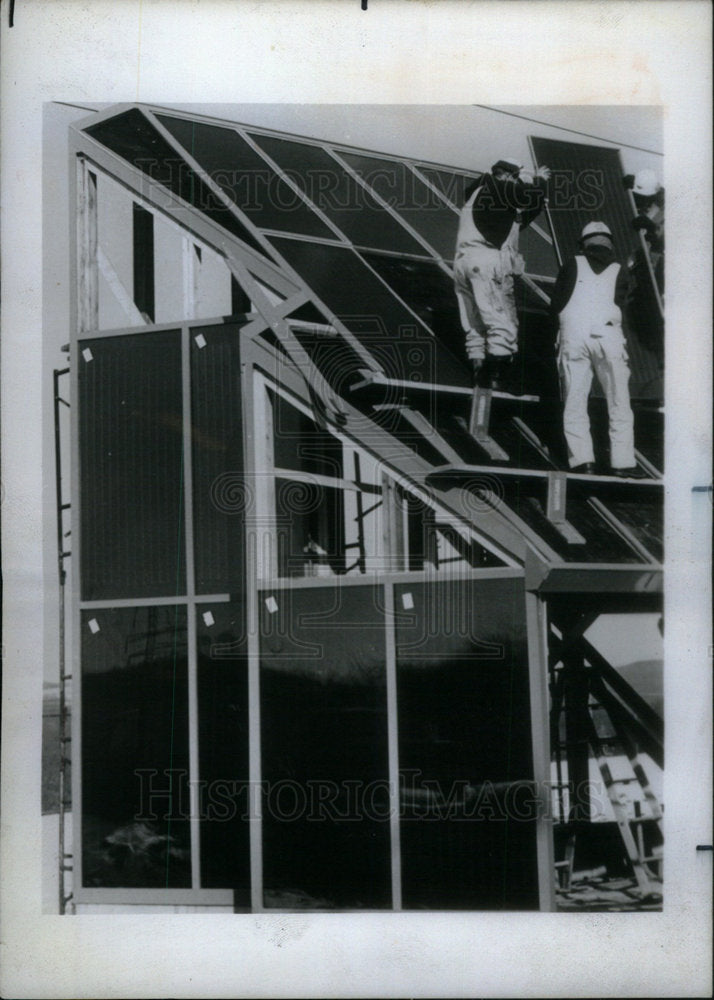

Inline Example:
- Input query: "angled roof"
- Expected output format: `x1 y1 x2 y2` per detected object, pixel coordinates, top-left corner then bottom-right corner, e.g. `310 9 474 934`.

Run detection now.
72 104 664 587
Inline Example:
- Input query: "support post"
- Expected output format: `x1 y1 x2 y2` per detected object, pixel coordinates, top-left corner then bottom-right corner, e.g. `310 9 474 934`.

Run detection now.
525 591 557 911
77 160 98 333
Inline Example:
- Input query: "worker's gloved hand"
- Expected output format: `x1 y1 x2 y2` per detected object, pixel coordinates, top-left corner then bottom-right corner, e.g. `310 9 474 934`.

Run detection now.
535 165 551 181
633 215 657 236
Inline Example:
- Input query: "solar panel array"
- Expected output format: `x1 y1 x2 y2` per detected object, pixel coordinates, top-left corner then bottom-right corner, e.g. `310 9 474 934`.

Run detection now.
82 107 663 566
85 106 558 395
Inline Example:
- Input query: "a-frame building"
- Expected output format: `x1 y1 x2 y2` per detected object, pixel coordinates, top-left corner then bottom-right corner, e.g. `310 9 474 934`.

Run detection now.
59 104 664 912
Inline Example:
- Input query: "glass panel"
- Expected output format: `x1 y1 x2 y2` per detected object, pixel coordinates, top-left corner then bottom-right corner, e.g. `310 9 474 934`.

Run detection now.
394 577 538 909
498 479 642 563
518 224 559 278
81 606 191 888
157 115 336 240
269 238 470 388
79 330 185 601
339 152 458 258
197 603 251 902
415 166 481 209
275 477 345 578
250 134 426 255
260 584 391 908
190 323 246 595
269 389 344 478
359 252 468 369
594 499 663 563
85 109 265 254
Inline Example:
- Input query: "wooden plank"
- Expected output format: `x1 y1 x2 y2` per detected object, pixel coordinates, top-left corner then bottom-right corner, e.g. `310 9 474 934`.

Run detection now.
469 387 511 461
77 161 98 333
546 472 587 545
351 369 539 402
381 473 407 571
373 404 463 465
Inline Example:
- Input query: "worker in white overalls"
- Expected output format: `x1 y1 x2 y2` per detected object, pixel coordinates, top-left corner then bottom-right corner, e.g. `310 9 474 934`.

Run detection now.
551 221 645 478
454 157 550 392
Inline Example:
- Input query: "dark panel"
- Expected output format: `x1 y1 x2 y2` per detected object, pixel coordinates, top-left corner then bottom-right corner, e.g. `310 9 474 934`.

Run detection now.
132 203 155 321
269 237 470 388
359 252 469 370
79 330 185 600
269 389 344 478
190 323 245 594
600 499 663 562
81 606 191 888
339 152 459 258
260 584 391 909
415 166 481 209
231 275 252 315
497 479 642 564
196 603 250 901
85 108 265 254
394 577 538 909
530 136 661 398
250 134 426 255
157 116 336 240
518 224 559 278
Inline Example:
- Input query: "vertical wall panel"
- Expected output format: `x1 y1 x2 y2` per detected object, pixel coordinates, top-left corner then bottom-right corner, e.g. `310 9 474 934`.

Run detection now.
190 323 245 595
78 330 185 600
395 576 539 909
196 603 251 902
259 584 391 909
81 606 191 888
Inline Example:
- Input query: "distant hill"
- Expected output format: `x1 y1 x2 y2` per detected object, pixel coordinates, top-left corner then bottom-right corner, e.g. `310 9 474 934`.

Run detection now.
613 659 663 717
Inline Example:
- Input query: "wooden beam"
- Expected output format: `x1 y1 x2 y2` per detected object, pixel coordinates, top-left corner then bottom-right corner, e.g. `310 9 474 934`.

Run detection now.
77 160 98 333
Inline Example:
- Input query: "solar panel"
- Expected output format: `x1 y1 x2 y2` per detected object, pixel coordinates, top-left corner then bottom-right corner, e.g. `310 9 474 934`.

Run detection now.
359 252 468 366
78 329 186 600
269 237 470 388
249 133 428 256
156 115 337 240
338 151 459 258
413 165 481 209
518 224 559 278
85 109 266 254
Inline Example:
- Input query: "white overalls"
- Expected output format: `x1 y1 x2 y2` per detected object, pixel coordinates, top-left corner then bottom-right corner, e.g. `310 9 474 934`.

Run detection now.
453 187 525 362
558 255 635 470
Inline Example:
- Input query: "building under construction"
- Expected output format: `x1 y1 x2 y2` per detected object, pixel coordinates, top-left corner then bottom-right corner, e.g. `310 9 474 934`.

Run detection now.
54 104 664 913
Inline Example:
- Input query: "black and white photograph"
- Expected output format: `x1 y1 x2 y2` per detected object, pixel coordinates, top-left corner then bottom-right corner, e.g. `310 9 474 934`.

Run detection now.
43 100 667 915
1 2 711 997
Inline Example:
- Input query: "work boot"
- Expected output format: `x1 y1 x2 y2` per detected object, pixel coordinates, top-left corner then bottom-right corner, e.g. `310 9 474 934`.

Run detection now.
571 462 596 475
486 355 524 394
611 466 649 480
470 358 485 386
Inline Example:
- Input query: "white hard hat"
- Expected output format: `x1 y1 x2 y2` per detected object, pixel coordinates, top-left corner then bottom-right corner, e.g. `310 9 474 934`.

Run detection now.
491 157 523 174
633 169 659 197
581 221 613 240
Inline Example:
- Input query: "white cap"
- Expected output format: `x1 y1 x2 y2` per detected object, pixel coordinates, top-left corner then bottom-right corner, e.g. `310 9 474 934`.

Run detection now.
581 221 613 240
633 169 659 197
491 157 523 174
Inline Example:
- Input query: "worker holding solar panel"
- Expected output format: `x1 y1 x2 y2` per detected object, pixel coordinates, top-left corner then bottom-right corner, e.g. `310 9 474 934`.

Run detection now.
550 221 647 479
453 156 551 393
